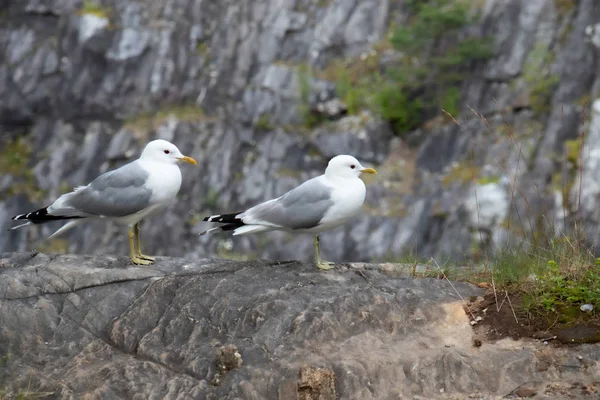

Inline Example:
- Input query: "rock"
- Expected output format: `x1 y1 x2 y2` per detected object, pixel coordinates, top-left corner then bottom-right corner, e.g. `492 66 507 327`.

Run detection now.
1 253 599 399
312 113 393 163
514 386 537 398
78 14 109 44
297 366 337 400
211 344 243 386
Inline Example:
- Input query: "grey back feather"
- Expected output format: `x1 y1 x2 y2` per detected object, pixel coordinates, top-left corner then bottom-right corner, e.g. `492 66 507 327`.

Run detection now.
243 177 333 230
54 161 153 217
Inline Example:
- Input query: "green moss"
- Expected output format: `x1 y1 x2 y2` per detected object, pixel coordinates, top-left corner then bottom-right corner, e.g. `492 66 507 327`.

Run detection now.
520 257 600 317
530 74 560 114
440 86 462 117
215 239 258 262
523 42 560 115
124 104 211 132
0 353 54 399
487 231 600 328
254 114 273 131
58 181 72 194
78 0 110 18
442 162 479 186
577 93 592 107
297 64 324 128
372 85 424 133
555 0 577 15
316 0 333 7
476 175 501 185
0 388 55 399
276 167 302 179
196 42 209 56
0 139 30 175
35 238 69 254
565 138 582 165
0 139 45 201
202 189 219 210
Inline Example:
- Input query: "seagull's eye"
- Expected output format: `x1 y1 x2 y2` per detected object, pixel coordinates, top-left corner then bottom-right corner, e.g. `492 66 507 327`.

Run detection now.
164 150 170 154
350 165 356 169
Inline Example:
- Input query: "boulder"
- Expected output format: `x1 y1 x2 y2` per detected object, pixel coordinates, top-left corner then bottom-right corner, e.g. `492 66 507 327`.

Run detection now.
0 253 598 399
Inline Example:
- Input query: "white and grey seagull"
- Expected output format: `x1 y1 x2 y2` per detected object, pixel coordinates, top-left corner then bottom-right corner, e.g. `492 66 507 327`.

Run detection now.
9 139 197 265
199 155 377 270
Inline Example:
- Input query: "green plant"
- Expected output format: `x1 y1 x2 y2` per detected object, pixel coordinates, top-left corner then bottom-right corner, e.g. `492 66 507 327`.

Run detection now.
202 189 220 210
385 0 493 130
494 236 600 320
297 64 322 128
555 0 577 15
441 161 479 186
476 175 501 185
0 388 54 400
314 0 493 135
522 42 560 115
440 86 462 116
254 114 273 130
0 139 45 201
124 104 210 132
372 85 423 133
196 42 209 56
78 0 110 18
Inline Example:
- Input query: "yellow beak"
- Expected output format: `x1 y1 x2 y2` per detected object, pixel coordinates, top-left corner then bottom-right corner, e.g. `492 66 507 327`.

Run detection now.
177 156 198 165
360 167 377 175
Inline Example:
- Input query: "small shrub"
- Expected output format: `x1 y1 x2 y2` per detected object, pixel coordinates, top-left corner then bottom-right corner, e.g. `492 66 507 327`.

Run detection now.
78 0 110 18
372 86 423 133
124 104 209 132
522 42 559 115
297 64 323 128
254 114 273 130
0 139 44 201
385 0 493 131
315 0 493 135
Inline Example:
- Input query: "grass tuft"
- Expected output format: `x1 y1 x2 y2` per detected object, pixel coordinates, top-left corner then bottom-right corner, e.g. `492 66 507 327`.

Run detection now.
78 0 111 18
0 138 45 201
123 104 211 133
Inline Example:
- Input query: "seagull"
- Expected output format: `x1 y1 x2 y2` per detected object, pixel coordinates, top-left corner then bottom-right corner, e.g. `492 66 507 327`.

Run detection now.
9 139 197 265
199 155 377 269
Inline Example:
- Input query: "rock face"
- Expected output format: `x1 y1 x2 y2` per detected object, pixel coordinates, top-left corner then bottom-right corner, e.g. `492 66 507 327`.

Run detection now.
2 0 600 261
1 252 599 399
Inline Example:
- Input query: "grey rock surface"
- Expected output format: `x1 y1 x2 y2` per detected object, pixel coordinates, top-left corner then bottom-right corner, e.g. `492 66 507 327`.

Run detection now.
1 252 599 399
2 0 600 262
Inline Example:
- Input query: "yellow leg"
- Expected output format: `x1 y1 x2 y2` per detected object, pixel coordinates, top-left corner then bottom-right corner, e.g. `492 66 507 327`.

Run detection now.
135 223 156 262
129 226 153 265
314 235 335 270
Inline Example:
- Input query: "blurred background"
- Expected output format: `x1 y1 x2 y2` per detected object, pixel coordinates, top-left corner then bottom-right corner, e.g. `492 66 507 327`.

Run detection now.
1 0 600 263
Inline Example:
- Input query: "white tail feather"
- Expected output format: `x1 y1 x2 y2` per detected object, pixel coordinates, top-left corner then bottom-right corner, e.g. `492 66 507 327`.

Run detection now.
232 225 270 236
47 220 84 240
7 221 33 230
197 226 223 237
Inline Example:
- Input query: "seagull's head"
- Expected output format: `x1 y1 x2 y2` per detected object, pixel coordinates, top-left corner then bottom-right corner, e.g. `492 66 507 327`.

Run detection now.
324 155 377 179
140 139 197 166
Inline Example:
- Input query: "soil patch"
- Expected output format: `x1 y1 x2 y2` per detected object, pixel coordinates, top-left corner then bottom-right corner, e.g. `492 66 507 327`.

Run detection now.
465 291 600 345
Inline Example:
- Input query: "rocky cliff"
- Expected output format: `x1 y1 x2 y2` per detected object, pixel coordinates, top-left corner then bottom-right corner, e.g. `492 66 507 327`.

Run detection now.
1 252 599 399
2 0 600 262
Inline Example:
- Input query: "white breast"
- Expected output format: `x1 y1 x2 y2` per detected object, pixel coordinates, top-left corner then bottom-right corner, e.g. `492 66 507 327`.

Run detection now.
140 160 183 205
111 160 183 227
317 177 366 231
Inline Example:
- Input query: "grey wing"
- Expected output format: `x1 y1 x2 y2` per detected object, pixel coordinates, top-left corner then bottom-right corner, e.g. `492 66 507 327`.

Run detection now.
50 161 153 217
242 177 333 230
